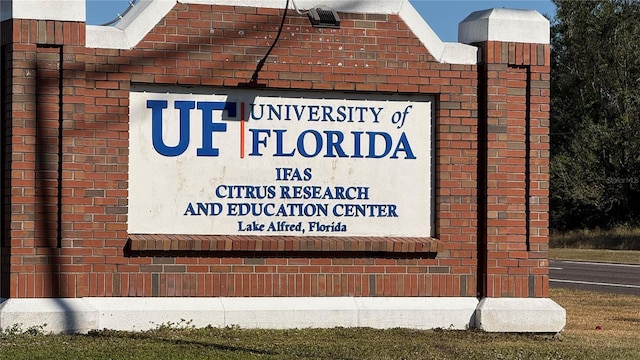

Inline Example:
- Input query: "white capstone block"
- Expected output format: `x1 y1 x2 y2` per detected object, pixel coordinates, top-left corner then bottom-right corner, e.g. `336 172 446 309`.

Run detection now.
221 297 359 329
459 8 550 45
1 0 85 22
85 297 225 331
85 26 131 49
0 298 98 334
356 297 478 330
475 298 566 333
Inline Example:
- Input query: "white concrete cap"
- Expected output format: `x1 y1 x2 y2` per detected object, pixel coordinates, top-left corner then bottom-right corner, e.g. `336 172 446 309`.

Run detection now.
458 8 550 45
1 0 85 22
475 297 566 333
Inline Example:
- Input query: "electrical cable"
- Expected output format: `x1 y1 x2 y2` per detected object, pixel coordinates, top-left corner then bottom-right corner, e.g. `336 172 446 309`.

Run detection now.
290 0 308 15
249 0 290 84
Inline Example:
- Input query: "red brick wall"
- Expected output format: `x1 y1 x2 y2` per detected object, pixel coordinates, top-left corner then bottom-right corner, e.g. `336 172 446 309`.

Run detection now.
478 41 551 297
0 4 549 299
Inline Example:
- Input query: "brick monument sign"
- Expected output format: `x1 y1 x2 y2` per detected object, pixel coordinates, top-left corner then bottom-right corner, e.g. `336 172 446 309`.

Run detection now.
0 0 564 333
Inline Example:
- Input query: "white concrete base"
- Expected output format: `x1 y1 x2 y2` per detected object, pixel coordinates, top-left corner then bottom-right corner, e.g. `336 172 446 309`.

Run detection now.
475 298 566 333
84 297 225 331
0 298 98 334
0 296 566 334
0 297 479 333
355 297 479 330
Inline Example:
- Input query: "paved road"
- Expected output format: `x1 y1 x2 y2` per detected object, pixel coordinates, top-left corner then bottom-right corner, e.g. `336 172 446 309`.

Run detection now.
549 259 640 296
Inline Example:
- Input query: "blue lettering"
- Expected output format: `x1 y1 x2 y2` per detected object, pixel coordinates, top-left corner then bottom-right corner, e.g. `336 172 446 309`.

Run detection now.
332 204 398 217
352 131 364 158
324 130 347 158
322 106 335 121
391 132 416 159
369 107 383 123
293 105 306 121
303 168 312 181
308 106 320 121
355 107 367 122
268 104 281 120
216 185 227 198
249 129 271 156
336 106 347 122
244 103 387 123
284 105 292 120
297 130 322 157
184 202 196 215
149 100 234 157
184 202 223 216
247 129 415 159
250 103 264 120
196 101 230 157
274 129 295 156
149 100 193 157
367 131 393 158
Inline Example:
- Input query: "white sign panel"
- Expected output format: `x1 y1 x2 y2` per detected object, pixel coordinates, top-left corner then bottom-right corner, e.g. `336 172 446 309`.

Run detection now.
129 87 433 237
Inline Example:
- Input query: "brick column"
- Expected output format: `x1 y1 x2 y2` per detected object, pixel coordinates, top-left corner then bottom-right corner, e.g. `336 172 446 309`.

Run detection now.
478 48 551 298
459 8 564 332
0 0 86 298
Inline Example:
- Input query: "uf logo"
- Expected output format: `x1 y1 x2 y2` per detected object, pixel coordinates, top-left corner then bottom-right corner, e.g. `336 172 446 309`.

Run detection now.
147 100 236 157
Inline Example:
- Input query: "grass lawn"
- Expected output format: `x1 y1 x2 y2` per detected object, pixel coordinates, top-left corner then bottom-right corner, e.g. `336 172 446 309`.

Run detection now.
550 227 640 250
550 226 640 263
1 287 639 359
549 248 640 264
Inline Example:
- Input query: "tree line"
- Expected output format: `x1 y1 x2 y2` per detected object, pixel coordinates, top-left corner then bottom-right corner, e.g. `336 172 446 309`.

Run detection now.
550 0 640 230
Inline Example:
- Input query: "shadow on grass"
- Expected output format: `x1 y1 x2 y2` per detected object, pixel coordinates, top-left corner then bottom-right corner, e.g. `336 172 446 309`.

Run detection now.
86 328 281 358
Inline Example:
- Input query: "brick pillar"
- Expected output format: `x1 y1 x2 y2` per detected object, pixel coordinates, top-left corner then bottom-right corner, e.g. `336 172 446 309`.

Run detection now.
461 8 551 299
460 8 563 331
1 0 86 298
477 47 551 298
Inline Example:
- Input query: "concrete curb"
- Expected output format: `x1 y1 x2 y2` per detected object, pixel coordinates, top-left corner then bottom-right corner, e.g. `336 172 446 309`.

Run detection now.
0 297 479 333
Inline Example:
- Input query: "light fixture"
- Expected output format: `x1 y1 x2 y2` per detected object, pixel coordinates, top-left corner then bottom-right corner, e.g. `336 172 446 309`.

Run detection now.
308 6 340 28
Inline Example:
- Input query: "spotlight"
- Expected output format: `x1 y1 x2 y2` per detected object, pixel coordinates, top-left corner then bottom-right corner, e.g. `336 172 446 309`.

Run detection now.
308 6 340 28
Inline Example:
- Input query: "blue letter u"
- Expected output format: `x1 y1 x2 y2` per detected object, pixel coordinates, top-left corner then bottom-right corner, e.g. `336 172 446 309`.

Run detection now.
148 100 194 157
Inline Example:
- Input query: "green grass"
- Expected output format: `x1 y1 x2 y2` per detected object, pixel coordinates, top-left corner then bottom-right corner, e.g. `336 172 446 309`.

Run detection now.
549 248 640 264
550 226 640 250
2 287 640 359
550 226 640 263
